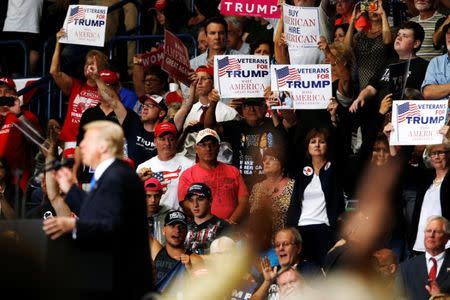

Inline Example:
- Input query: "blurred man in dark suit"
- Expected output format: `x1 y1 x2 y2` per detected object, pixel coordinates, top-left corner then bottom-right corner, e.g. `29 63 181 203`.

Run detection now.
43 120 152 300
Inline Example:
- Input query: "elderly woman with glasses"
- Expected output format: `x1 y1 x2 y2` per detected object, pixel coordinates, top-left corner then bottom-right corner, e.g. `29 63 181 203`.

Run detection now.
410 139 450 253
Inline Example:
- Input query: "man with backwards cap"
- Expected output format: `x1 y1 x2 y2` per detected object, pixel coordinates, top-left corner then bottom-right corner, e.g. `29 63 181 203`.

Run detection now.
144 177 169 245
100 86 169 167
178 128 248 224
0 77 42 191
174 65 239 162
136 121 193 210
183 182 229 254
150 209 203 289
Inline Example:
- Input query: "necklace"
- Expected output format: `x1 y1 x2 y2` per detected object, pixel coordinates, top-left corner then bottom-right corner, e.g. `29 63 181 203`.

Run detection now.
433 177 444 185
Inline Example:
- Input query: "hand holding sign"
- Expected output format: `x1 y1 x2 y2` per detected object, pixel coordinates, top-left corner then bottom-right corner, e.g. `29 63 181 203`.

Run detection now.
379 93 393 115
208 89 220 104
56 28 66 41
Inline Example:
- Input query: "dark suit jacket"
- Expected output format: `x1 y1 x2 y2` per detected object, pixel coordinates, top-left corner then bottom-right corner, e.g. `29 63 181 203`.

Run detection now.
399 251 450 300
65 159 152 299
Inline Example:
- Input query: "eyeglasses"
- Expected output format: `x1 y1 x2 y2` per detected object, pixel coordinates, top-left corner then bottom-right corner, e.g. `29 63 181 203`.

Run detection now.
145 78 161 83
197 76 212 82
430 151 449 158
143 103 159 109
273 241 296 248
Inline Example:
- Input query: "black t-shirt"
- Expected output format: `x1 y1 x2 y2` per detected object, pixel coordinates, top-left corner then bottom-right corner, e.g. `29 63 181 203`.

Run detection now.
77 104 119 144
221 118 288 188
185 215 229 255
368 56 429 104
122 110 157 167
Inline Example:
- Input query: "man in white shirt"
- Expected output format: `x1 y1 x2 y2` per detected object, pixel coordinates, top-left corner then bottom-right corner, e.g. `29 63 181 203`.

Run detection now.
136 121 194 210
399 216 450 300
176 65 239 162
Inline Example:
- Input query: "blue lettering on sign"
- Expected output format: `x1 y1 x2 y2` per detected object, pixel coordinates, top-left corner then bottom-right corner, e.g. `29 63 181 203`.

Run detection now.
74 19 106 27
406 116 445 124
286 80 330 88
225 70 269 77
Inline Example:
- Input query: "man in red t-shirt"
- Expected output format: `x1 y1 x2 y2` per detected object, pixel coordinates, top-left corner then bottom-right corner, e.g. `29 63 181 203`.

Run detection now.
0 77 42 191
49 29 109 158
178 128 248 224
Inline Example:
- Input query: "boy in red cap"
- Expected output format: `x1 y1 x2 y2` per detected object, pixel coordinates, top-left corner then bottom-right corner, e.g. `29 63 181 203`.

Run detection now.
145 177 170 245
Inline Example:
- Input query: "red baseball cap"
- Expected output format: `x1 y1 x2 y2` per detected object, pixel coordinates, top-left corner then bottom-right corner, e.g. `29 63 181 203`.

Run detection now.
99 69 119 85
154 121 177 138
195 65 214 77
0 77 16 90
144 177 163 192
155 0 166 10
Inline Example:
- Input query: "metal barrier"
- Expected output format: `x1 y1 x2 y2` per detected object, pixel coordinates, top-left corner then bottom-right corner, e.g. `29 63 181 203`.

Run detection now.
0 40 29 77
108 34 198 61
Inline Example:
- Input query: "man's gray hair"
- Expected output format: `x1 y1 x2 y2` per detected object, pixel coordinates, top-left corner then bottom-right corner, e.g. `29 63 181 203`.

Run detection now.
426 215 450 235
224 16 244 32
276 227 303 245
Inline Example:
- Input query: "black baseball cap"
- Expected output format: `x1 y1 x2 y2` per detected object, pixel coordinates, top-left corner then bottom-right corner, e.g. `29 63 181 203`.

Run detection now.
184 183 212 201
164 210 187 226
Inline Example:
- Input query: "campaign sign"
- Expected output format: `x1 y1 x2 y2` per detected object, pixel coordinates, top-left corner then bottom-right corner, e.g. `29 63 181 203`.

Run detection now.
390 100 447 145
389 60 410 100
220 0 281 18
162 30 191 86
283 4 320 49
60 5 107 47
138 47 164 69
214 55 270 98
271 64 332 109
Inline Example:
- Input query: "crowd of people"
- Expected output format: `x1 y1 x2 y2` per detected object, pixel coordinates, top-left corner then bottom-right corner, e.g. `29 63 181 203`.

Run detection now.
0 0 450 299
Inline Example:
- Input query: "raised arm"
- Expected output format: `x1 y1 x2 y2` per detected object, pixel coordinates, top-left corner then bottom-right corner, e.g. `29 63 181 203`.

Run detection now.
274 2 290 64
132 63 146 98
174 76 198 131
45 137 71 217
379 0 393 45
344 5 360 49
49 29 73 96
204 90 221 133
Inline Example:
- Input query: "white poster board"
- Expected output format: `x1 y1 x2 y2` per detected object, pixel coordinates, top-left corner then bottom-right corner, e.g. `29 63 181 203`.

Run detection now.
214 55 270 98
270 64 331 109
60 5 108 47
283 4 320 49
390 100 448 145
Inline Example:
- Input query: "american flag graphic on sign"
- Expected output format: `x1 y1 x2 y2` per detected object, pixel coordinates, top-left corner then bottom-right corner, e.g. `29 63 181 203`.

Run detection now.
275 67 301 87
397 102 420 123
217 57 240 76
151 167 182 191
68 6 85 23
